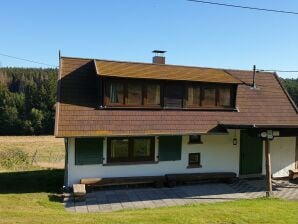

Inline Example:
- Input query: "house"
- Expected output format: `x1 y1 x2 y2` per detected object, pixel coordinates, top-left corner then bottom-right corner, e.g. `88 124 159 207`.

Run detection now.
55 52 298 190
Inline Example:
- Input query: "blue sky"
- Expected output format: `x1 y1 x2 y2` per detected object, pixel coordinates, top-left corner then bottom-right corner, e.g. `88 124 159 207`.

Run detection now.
0 0 298 78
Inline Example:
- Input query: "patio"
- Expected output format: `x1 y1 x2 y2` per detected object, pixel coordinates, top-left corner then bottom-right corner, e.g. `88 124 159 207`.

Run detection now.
64 179 298 213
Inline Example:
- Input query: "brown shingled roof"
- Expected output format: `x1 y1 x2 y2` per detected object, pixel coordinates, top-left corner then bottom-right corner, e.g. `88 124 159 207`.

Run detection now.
95 59 241 84
55 56 298 137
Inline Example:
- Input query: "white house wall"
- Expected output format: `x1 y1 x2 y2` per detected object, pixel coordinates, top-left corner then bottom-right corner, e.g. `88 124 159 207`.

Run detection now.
66 130 240 186
270 137 296 178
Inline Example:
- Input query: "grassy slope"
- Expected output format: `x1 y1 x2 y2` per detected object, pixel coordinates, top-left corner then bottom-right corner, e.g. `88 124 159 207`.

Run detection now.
0 169 297 224
0 136 64 157
0 136 64 169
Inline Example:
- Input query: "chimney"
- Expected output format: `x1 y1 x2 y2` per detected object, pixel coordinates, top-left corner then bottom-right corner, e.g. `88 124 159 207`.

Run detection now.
152 50 166 64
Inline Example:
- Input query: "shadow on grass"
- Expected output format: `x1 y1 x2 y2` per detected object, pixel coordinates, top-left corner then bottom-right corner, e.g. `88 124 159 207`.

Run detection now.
48 194 63 202
0 169 64 194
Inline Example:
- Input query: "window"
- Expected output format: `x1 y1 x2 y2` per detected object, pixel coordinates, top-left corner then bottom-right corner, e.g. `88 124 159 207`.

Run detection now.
146 84 160 105
218 87 231 107
164 84 184 108
202 87 216 107
107 81 124 104
127 82 142 105
105 80 160 107
188 153 201 168
188 135 203 144
186 85 201 107
104 78 235 109
110 139 129 162
107 137 155 163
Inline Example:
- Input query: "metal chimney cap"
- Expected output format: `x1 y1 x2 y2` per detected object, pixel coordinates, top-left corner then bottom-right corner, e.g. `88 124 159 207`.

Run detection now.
152 50 167 54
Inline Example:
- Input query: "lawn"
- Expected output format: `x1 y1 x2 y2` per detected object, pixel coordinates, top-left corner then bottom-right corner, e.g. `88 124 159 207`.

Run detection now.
0 169 297 224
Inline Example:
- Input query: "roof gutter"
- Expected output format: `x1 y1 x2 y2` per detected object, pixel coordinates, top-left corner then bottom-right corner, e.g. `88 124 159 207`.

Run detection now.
220 123 298 129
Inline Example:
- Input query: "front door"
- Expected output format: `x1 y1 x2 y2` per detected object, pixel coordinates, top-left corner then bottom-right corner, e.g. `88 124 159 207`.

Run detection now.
240 130 263 175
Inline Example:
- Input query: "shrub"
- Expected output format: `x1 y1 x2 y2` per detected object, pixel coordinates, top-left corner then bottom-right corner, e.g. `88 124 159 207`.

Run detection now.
0 148 30 170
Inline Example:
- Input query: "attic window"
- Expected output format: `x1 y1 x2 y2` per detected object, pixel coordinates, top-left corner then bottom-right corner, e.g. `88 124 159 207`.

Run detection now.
104 78 236 109
202 87 216 107
164 83 184 108
188 135 203 144
127 82 142 105
218 87 231 107
105 80 160 107
107 81 124 105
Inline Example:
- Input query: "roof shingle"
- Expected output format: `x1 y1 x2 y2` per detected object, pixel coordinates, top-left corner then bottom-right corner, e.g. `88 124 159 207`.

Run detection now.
55 57 298 137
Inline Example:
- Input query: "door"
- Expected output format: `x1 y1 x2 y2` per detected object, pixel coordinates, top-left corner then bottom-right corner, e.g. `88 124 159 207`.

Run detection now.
240 130 263 175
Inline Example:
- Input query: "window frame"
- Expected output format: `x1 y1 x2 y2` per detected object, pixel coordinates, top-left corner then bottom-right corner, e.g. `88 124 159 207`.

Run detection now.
188 135 203 144
105 78 161 108
104 78 236 110
126 80 144 106
188 152 202 168
104 79 125 106
185 84 201 108
201 85 217 107
144 82 161 107
107 137 155 164
163 82 185 108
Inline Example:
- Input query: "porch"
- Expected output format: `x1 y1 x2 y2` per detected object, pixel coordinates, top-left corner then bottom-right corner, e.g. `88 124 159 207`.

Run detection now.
64 178 298 213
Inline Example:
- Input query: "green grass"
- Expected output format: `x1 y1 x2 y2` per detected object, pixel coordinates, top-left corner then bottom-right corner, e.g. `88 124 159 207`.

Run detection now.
0 136 64 170
0 169 297 224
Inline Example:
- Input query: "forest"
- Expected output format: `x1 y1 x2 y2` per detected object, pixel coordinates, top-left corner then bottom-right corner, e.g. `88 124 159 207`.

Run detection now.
0 68 57 135
0 67 297 135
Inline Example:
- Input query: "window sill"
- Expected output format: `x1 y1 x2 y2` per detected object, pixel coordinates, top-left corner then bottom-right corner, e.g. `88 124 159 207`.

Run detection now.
103 161 158 166
187 165 202 169
188 141 203 144
100 106 238 112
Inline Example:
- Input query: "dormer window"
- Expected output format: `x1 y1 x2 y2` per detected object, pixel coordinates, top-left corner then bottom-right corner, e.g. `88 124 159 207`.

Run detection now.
127 82 142 105
145 84 160 105
164 83 184 108
105 79 161 107
104 78 236 109
186 85 201 107
218 87 231 107
109 81 124 105
202 87 216 107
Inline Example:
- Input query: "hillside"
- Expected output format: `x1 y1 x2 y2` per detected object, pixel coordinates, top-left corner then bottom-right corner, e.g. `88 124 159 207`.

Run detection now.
282 78 298 106
0 68 297 135
0 68 57 135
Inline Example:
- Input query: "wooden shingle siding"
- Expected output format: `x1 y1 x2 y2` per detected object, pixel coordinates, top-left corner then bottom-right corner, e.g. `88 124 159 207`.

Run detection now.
75 138 103 165
158 136 182 161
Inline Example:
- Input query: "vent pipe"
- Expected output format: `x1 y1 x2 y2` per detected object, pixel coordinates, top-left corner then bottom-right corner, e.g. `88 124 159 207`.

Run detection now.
252 65 256 88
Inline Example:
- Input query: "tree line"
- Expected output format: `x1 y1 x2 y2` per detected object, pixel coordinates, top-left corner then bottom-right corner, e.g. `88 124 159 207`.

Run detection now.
0 68 57 135
0 67 297 135
282 78 298 106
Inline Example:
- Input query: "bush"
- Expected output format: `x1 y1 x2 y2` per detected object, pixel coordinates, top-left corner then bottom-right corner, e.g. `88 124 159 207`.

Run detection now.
0 148 30 170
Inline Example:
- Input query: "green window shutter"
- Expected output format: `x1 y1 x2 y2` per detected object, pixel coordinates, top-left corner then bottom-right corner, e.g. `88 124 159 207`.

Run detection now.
75 138 103 165
158 136 182 161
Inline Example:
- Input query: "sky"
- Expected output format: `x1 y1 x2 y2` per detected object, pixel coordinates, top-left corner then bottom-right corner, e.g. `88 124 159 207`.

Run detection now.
0 0 298 78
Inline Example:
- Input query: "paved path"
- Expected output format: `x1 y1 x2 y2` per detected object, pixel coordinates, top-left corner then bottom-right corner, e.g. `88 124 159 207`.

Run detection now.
64 179 298 213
